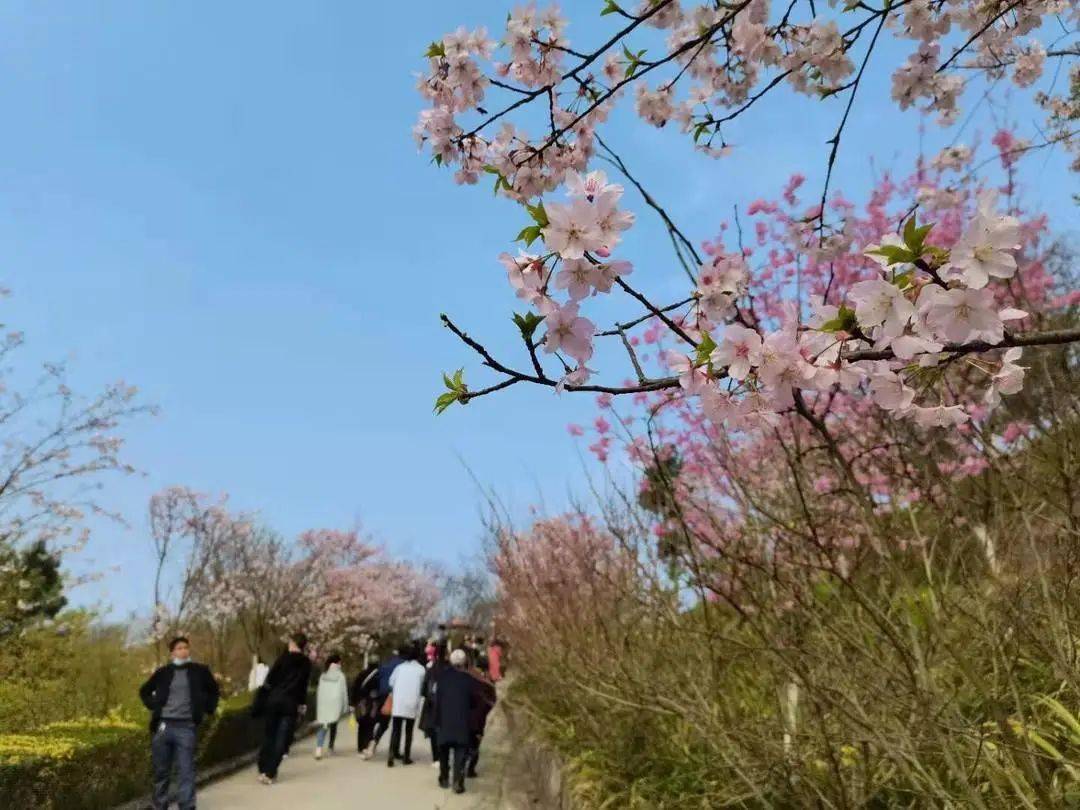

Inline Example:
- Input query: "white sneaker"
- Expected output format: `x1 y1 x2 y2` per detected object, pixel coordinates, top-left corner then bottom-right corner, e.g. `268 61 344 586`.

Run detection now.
315 747 323 760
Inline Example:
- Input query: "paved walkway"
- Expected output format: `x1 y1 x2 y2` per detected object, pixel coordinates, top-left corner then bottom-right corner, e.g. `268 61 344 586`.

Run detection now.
200 708 512 810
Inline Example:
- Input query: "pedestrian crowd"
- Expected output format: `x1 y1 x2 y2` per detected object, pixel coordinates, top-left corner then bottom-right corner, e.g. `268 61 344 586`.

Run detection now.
138 627 505 809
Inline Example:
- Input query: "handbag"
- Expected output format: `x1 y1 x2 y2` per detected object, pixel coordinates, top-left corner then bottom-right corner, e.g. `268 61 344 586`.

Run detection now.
380 694 393 717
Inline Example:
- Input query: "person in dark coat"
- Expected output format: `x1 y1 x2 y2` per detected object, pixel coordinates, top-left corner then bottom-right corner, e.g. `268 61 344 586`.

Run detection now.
466 663 497 778
139 636 221 810
419 642 448 763
433 648 478 794
256 632 312 784
351 661 380 755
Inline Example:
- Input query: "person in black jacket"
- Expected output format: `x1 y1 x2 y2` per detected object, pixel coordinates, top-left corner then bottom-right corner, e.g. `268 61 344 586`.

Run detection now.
257 632 313 784
433 648 478 794
466 662 497 778
351 661 380 755
419 642 448 764
139 636 221 810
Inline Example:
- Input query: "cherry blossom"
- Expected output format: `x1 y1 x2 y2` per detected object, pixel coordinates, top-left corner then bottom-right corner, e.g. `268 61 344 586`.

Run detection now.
710 325 762 382
543 302 595 363
847 278 915 342
543 199 605 260
944 191 1022 289
984 348 1026 407
664 350 710 395
918 287 1016 344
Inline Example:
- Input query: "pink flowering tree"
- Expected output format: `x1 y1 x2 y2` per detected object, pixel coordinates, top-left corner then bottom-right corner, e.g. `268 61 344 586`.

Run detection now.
149 494 439 663
280 528 439 656
555 141 1076 593
416 2 1077 430
481 148 1080 804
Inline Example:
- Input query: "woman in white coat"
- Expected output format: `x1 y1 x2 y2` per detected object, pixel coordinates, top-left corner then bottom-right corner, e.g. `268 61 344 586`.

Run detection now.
314 654 350 759
386 647 426 767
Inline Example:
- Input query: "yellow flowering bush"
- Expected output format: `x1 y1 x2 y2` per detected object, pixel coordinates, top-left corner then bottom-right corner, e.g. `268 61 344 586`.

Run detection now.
0 693 272 809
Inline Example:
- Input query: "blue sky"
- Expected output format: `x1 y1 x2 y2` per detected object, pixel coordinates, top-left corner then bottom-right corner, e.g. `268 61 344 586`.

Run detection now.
0 2 1073 617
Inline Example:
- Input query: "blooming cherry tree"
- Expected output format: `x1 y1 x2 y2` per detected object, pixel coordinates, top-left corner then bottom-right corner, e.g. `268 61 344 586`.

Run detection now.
416 1 1077 435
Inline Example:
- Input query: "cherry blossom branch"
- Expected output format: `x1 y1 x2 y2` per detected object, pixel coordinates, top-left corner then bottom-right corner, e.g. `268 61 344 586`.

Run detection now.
595 134 702 279
595 297 695 337
843 325 1080 362
937 0 1026 74
520 3 754 166
615 277 697 347
458 1 676 142
819 8 889 267
440 313 680 398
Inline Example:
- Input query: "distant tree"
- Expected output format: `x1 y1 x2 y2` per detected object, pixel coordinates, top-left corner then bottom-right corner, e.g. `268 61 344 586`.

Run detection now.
0 300 148 638
0 539 67 638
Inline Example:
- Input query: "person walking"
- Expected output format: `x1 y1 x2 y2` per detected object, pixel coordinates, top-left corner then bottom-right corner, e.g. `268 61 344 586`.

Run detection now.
487 639 504 682
139 636 221 810
433 649 477 794
256 632 312 785
351 661 380 756
466 660 497 778
387 647 425 767
362 648 403 759
314 653 349 760
419 641 447 768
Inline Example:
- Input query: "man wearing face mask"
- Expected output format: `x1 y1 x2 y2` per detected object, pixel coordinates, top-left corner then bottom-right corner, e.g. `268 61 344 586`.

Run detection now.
139 636 221 810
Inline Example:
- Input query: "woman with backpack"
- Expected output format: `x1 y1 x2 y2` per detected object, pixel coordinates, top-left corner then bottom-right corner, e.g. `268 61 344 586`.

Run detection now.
350 660 380 756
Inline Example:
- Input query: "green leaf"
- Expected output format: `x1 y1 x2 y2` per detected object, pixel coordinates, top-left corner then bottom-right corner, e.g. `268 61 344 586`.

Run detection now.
620 46 647 78
525 201 548 227
433 153 443 167
435 367 468 413
819 305 857 333
891 269 913 289
901 215 934 257
434 391 460 415
692 121 709 143
515 224 543 246
866 244 916 266
600 0 622 15
694 331 717 366
424 41 446 59
512 311 545 341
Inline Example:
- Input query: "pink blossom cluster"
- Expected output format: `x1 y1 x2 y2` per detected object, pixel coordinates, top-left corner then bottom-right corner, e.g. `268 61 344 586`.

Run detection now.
414 2 1075 419
566 146 1066 580
415 1 1071 170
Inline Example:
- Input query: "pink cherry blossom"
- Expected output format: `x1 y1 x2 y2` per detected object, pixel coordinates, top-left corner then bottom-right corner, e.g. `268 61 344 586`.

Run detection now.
544 302 596 363
710 324 763 381
543 199 605 260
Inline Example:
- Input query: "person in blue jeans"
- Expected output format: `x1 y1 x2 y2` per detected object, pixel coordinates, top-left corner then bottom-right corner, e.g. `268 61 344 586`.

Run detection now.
139 636 221 810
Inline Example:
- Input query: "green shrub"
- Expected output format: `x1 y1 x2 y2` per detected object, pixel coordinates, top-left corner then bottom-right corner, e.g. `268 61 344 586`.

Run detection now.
0 693 275 809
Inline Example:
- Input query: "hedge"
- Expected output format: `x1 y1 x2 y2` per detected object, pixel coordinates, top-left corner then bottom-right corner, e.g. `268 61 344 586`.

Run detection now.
0 693 296 810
